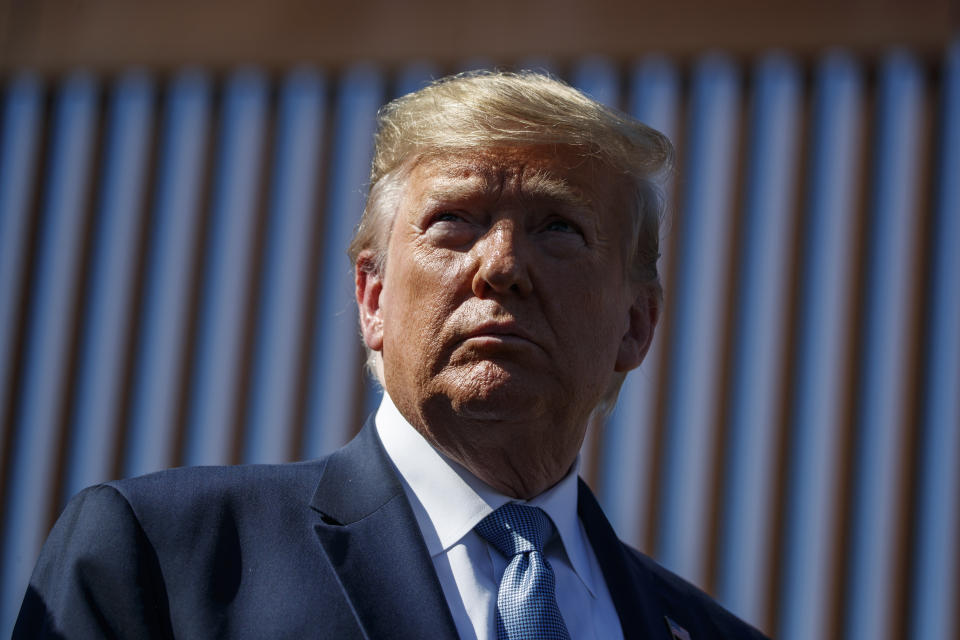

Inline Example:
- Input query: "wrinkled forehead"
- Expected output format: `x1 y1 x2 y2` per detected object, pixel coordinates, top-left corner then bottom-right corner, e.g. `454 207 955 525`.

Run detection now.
400 146 630 212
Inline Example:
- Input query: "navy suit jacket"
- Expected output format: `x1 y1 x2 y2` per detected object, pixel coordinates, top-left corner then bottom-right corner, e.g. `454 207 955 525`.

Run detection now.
15 420 767 639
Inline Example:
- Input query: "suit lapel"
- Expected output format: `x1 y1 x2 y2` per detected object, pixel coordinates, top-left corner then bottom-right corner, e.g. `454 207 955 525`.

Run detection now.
310 418 459 640
578 480 672 640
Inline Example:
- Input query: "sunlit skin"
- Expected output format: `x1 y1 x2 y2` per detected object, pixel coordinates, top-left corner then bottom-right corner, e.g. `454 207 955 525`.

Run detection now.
356 146 657 499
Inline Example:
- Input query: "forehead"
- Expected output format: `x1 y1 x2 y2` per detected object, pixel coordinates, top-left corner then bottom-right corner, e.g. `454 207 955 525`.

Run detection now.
401 146 628 210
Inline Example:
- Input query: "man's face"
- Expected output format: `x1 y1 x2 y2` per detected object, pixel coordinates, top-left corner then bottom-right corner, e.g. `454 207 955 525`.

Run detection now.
357 146 655 473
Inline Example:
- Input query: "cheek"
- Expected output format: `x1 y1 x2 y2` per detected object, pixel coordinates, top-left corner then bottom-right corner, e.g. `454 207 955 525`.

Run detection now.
552 276 630 358
384 251 468 341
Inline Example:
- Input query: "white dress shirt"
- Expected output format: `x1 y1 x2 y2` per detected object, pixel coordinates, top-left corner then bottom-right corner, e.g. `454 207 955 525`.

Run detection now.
375 392 624 640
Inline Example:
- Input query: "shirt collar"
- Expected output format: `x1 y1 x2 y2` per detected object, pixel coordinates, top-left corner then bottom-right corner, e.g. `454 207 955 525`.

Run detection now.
375 391 601 598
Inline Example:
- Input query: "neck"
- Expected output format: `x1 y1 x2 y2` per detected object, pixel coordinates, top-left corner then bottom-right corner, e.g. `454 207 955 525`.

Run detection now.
445 439 575 499
393 395 587 500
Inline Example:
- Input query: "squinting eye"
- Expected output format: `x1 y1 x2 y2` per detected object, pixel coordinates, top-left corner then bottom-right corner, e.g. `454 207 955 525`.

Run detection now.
544 219 579 234
425 210 478 248
434 211 465 223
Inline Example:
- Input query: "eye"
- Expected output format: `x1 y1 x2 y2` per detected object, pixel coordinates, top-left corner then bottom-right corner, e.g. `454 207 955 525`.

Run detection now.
424 210 479 247
542 218 582 235
536 215 587 255
428 210 471 227
434 211 465 223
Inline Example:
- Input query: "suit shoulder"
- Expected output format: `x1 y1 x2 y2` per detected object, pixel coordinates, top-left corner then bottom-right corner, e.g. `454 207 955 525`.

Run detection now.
17 484 174 638
46 483 142 539
621 546 770 639
98 460 326 532
108 459 324 502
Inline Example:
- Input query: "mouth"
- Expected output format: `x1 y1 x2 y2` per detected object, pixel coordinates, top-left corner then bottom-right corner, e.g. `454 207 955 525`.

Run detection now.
460 322 539 348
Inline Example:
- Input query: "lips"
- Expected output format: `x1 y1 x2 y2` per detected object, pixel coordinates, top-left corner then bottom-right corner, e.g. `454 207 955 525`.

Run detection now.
460 321 539 348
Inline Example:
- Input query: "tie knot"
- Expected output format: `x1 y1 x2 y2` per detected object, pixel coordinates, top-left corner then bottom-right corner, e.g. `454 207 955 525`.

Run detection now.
475 503 551 557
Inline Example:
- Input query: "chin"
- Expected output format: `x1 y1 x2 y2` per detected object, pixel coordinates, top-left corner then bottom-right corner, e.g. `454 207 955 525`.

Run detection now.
439 360 548 420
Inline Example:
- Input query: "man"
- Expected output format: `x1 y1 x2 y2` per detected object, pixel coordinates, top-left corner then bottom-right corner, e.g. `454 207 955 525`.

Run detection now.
16 71 766 639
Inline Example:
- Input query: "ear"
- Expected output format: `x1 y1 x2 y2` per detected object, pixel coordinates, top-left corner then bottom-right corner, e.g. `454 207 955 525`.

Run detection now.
355 252 385 352
614 286 659 372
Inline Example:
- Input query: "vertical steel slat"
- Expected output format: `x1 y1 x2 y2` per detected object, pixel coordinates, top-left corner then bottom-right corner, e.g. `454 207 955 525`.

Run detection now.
628 55 682 140
182 69 269 467
394 62 439 97
0 74 43 476
715 54 801 625
599 55 681 548
571 56 620 107
302 65 384 459
123 71 212 477
0 72 98 639
844 51 925 640
243 69 326 464
62 72 154 499
777 53 863 640
656 55 740 588
908 40 960 640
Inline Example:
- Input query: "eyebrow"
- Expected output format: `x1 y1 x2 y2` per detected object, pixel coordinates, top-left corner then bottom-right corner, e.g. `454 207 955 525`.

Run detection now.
522 171 593 210
421 177 493 205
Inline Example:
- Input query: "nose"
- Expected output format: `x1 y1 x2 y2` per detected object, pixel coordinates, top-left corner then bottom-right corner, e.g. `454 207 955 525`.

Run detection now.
471 221 533 298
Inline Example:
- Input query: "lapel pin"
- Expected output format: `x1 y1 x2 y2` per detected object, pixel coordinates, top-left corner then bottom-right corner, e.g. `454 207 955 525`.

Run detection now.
665 616 692 640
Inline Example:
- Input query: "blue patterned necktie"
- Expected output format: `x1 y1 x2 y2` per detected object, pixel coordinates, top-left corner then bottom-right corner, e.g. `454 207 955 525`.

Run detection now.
475 503 572 640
